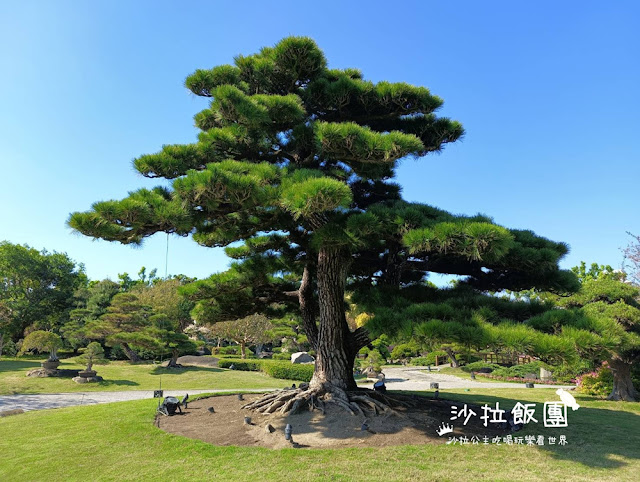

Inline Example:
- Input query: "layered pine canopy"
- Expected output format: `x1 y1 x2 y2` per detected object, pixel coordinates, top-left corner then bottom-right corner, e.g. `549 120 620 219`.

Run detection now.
69 36 577 323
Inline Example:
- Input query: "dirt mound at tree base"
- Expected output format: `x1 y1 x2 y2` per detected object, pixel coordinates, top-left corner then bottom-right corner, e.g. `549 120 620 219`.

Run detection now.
157 393 506 449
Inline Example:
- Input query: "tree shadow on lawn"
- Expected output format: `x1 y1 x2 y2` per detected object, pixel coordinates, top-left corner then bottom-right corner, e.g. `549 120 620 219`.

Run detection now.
0 360 42 372
149 366 223 376
266 390 640 466
97 379 139 387
436 391 640 470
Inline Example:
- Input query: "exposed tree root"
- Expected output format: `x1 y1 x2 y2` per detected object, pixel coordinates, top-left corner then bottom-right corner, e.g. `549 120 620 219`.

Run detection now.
242 386 417 417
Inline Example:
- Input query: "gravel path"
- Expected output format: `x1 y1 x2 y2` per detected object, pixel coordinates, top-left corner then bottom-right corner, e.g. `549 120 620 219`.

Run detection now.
0 365 575 414
161 355 219 368
377 366 575 391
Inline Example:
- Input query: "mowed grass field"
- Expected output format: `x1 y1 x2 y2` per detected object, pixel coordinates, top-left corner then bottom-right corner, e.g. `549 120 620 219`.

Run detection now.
1 388 638 481
0 358 298 394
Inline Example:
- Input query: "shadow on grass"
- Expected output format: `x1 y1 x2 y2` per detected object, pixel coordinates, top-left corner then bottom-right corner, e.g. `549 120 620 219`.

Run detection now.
235 389 639 469
149 366 223 376
0 360 41 372
434 390 640 470
98 379 140 387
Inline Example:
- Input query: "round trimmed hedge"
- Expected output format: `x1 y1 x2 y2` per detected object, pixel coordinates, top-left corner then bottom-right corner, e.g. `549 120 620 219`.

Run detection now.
218 358 313 382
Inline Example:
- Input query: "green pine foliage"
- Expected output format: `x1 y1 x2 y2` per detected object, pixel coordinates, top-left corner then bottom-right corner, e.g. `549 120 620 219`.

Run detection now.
522 272 640 400
74 342 108 370
69 37 579 387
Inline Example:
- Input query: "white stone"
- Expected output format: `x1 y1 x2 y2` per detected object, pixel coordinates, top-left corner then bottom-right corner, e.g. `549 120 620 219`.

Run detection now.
540 367 553 380
290 352 315 364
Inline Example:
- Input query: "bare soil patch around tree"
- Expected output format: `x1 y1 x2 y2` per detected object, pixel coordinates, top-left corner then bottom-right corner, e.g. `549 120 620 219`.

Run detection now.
157 393 507 449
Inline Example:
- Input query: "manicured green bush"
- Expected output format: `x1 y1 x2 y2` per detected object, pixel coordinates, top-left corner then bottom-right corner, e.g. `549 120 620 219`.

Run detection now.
371 336 391 359
410 350 448 366
219 345 254 355
218 359 261 371
491 361 548 378
362 350 383 373
475 373 567 385
390 341 419 360
217 358 313 381
1 339 18 357
409 357 429 366
272 353 290 361
550 359 594 383
576 362 614 397
215 354 257 359
260 361 313 382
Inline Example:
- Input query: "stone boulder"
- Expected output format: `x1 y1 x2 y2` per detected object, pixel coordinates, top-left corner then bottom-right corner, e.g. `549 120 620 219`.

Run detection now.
26 368 58 378
362 366 381 379
291 352 314 364
540 367 553 381
72 375 103 384
26 368 80 378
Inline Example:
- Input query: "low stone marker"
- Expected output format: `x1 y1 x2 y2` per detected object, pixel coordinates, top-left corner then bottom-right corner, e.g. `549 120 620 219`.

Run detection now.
540 367 553 381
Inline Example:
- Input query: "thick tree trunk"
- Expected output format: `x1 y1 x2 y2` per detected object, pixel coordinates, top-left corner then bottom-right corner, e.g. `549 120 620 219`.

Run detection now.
121 342 141 363
49 347 59 362
167 349 180 368
310 247 357 392
444 347 459 368
381 242 404 287
243 248 381 415
608 358 638 401
299 264 319 350
240 341 247 359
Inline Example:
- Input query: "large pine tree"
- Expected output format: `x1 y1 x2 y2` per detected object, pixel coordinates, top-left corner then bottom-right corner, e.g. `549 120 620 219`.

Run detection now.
526 277 640 401
70 37 576 413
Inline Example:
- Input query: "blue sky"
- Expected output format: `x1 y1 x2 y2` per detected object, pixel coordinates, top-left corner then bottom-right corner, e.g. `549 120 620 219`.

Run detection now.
1 1 638 282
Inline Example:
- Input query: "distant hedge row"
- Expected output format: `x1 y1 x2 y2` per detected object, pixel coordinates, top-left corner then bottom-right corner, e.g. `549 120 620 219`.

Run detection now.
218 359 314 382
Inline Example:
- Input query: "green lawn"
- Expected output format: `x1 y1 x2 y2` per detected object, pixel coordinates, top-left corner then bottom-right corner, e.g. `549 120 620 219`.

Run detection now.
1 388 638 481
0 358 298 394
